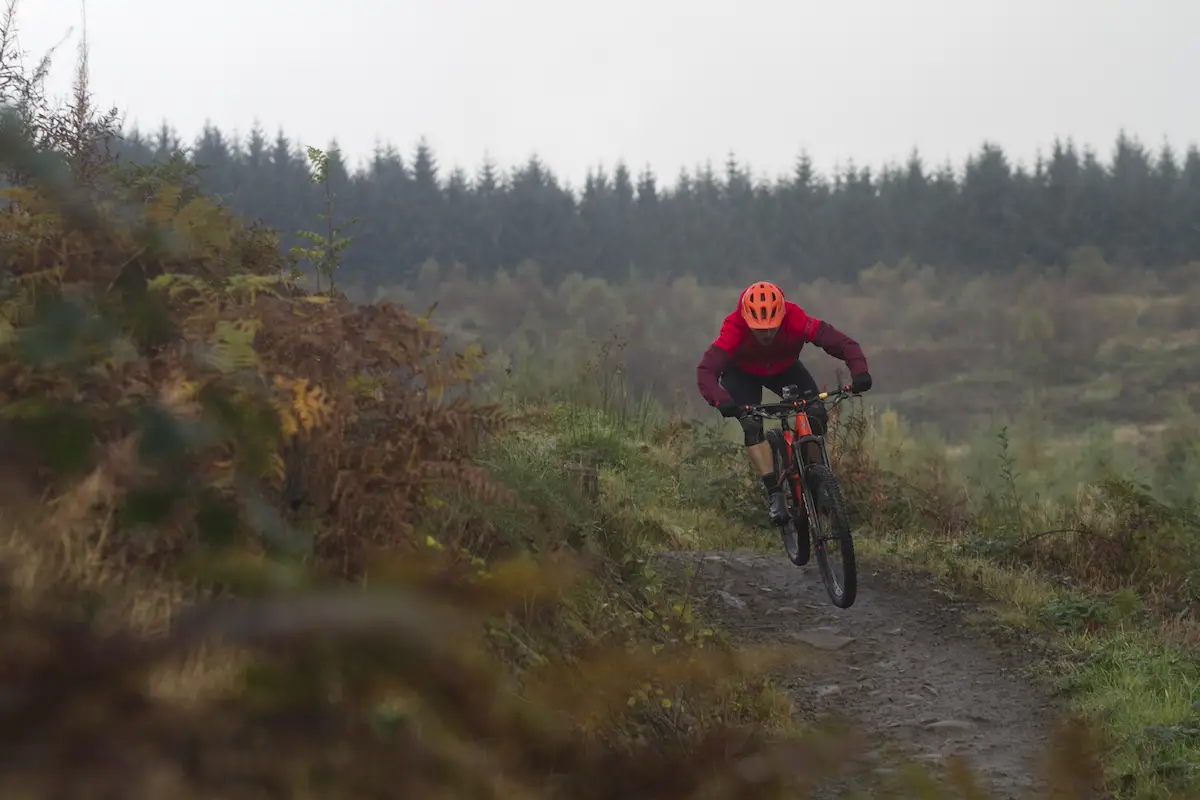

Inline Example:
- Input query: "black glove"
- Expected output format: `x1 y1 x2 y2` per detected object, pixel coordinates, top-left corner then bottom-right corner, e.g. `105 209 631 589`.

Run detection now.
851 372 872 393
716 399 742 418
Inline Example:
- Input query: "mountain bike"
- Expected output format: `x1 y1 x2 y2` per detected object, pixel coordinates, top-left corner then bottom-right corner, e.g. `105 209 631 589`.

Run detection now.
739 384 858 608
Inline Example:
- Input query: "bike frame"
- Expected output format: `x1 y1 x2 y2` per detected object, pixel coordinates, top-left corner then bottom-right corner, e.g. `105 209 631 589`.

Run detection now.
741 384 852 530
777 384 832 480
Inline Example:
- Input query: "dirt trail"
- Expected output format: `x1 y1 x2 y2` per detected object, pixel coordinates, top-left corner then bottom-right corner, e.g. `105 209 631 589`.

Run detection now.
657 549 1060 799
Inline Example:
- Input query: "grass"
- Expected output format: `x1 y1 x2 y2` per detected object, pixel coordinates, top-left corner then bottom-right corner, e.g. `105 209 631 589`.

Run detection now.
836 400 1200 799
1062 637 1200 793
414 397 810 747
862 526 1200 798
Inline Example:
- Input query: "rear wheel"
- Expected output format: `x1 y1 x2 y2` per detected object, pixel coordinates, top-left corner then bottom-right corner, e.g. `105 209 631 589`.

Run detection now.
806 464 857 608
766 429 810 566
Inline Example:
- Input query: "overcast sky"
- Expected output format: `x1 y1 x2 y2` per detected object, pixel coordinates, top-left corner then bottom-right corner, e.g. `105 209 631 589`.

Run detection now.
18 0 1200 188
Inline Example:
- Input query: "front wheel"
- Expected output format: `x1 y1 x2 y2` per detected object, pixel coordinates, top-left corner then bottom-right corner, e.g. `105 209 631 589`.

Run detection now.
805 464 857 608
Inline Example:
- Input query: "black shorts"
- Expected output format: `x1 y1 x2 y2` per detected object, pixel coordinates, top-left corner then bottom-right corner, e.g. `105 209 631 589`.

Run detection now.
720 361 827 436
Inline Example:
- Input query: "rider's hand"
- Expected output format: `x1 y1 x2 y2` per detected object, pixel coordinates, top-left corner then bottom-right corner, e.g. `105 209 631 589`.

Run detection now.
716 399 742 418
850 372 872 393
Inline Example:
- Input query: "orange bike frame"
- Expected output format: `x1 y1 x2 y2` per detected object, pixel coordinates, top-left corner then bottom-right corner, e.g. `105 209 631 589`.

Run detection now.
792 412 813 438
780 412 813 499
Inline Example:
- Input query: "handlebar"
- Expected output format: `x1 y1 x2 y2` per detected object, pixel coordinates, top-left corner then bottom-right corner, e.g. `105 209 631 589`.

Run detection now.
738 385 857 420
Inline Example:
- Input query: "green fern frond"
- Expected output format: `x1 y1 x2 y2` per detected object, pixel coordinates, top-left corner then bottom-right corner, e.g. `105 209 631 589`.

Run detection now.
206 319 261 373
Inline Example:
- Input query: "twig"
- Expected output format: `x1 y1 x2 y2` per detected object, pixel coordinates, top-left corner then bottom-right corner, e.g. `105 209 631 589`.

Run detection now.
1011 528 1093 550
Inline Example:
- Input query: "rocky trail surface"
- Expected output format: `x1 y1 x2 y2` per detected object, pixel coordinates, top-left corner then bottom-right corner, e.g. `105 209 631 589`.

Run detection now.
657 549 1066 799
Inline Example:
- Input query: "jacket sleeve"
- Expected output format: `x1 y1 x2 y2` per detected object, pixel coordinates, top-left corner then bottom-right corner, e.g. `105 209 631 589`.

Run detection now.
696 343 734 406
697 316 744 406
810 320 869 376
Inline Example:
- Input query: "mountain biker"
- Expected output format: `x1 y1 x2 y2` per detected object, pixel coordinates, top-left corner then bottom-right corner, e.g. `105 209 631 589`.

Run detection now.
696 281 872 526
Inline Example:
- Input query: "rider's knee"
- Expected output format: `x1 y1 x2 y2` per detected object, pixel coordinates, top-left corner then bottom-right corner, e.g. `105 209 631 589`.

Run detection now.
739 416 765 446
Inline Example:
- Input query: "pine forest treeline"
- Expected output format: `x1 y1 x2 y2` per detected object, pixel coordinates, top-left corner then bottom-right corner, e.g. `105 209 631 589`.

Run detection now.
117 122 1200 291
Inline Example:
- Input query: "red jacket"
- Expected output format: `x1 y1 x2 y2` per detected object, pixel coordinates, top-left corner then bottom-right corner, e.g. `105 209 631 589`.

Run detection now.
696 298 869 407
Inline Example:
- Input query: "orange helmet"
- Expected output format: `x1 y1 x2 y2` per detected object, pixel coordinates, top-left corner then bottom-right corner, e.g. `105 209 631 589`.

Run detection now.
740 281 786 329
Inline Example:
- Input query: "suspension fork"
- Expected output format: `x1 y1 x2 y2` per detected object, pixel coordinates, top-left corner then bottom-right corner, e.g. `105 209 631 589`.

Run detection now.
777 423 802 492
789 411 827 468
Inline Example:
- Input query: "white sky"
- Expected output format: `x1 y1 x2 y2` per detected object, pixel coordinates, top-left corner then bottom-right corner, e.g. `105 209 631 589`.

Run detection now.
17 0 1200 188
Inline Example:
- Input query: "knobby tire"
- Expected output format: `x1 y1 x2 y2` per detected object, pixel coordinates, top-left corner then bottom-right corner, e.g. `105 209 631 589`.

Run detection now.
807 464 857 608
